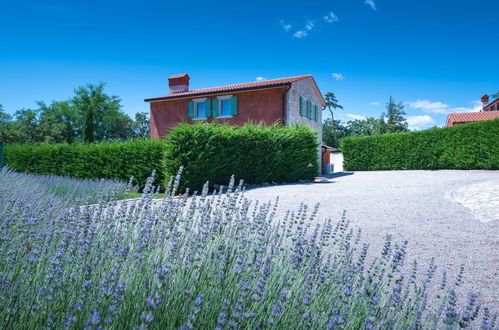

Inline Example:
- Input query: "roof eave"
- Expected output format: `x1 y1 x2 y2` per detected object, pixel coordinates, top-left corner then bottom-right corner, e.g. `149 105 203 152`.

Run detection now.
144 83 293 102
307 76 326 106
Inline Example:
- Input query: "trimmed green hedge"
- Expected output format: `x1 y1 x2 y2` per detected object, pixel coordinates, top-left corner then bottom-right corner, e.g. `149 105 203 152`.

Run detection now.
341 119 499 170
4 140 167 187
163 122 319 192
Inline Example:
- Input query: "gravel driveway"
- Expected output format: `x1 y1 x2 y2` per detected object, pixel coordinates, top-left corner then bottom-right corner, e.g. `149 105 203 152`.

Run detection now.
243 170 499 311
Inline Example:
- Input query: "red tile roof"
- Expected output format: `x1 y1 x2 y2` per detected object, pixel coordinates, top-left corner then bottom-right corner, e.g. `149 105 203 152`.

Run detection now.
484 97 499 111
168 73 189 79
446 111 499 127
145 75 314 102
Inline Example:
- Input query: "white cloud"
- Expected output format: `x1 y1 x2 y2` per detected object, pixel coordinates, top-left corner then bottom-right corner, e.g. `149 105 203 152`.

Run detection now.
280 20 292 31
332 73 344 81
368 101 380 105
293 21 314 38
347 113 366 120
256 76 266 81
408 99 481 115
305 20 315 31
285 12 338 39
293 30 308 38
365 0 377 10
406 115 435 130
323 12 338 23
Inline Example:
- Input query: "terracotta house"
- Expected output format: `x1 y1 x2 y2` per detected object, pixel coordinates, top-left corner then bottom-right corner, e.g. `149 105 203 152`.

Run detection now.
445 94 499 127
144 74 325 139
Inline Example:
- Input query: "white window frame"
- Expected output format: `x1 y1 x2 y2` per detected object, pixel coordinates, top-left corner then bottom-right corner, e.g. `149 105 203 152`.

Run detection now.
216 95 233 118
192 98 207 120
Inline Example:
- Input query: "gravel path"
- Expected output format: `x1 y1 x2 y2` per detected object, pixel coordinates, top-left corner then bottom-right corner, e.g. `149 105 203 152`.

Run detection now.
243 170 499 311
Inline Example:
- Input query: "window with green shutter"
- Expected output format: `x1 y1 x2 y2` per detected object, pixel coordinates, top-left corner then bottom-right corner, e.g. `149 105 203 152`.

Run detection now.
204 99 212 118
214 95 233 117
230 95 238 115
188 101 194 119
307 100 312 119
211 98 219 117
299 96 304 117
190 98 210 119
313 105 318 121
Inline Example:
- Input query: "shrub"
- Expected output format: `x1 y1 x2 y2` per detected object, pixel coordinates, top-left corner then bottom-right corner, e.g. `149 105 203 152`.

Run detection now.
4 139 167 187
163 122 319 192
0 170 492 329
341 119 499 170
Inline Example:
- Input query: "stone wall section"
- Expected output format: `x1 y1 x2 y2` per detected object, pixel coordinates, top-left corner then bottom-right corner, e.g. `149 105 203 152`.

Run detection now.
287 77 323 174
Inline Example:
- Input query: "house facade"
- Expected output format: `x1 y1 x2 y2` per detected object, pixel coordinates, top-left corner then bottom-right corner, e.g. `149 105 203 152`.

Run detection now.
445 94 499 127
144 74 325 139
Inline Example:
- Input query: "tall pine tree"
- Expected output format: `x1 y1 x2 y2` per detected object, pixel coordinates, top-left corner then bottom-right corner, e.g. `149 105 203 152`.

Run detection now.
385 97 408 133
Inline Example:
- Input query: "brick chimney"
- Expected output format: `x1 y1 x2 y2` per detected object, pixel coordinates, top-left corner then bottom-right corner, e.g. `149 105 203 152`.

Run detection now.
481 94 489 112
168 74 190 93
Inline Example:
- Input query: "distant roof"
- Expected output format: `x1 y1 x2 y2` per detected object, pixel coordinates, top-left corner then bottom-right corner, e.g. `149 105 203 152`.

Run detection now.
145 75 321 102
321 144 335 150
446 111 499 127
484 97 499 110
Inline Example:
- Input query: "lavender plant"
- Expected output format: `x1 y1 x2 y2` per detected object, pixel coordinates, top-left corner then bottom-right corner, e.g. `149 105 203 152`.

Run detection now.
0 168 495 329
0 167 135 205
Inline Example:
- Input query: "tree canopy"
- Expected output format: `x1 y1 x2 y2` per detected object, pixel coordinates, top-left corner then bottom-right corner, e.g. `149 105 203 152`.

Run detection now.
384 96 408 133
322 96 409 148
0 83 149 144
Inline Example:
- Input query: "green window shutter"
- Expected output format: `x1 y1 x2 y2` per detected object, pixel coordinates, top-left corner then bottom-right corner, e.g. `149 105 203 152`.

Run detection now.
204 99 211 118
211 98 219 117
188 101 194 119
299 96 304 116
307 101 312 119
231 95 238 115
314 105 318 121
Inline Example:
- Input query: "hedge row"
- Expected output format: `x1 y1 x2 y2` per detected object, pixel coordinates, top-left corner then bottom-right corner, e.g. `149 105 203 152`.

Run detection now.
341 119 499 171
163 123 319 192
4 139 167 187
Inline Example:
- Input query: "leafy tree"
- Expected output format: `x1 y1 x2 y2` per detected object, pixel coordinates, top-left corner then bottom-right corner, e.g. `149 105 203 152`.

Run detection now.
384 96 408 133
323 92 343 147
1 83 147 145
108 114 134 141
0 105 13 143
347 117 386 137
0 104 9 122
71 82 129 142
322 119 349 148
133 112 150 138
38 101 79 143
492 91 499 99
12 108 42 144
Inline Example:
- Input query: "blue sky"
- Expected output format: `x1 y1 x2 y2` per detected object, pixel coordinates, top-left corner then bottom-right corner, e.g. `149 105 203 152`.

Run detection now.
1 0 498 130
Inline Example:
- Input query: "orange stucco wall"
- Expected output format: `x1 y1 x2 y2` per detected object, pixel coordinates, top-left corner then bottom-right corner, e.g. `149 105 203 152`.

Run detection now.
149 87 286 138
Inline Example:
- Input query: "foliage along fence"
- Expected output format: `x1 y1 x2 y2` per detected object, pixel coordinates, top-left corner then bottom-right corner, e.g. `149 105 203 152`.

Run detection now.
341 119 499 171
4 140 167 187
163 122 319 192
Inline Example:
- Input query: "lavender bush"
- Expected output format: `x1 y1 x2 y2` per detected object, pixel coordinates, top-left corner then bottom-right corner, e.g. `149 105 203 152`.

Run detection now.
0 167 135 205
0 168 495 329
